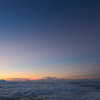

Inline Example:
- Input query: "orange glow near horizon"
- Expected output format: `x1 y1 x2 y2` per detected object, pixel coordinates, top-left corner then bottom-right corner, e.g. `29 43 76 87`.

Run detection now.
1 75 100 81
1 69 100 81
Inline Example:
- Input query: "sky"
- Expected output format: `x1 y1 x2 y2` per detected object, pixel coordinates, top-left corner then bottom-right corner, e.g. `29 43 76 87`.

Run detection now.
0 0 100 80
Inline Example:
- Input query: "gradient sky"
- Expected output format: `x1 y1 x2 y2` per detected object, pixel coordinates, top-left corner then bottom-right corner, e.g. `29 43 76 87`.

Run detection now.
0 0 100 80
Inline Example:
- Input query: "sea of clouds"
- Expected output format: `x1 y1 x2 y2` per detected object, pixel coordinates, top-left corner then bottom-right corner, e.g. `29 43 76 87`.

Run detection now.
0 77 100 100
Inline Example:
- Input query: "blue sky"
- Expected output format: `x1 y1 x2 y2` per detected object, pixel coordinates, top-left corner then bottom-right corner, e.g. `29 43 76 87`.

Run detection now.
0 0 100 79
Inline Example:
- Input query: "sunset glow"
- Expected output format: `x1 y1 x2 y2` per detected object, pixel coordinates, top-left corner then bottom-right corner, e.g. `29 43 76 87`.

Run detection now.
0 0 100 80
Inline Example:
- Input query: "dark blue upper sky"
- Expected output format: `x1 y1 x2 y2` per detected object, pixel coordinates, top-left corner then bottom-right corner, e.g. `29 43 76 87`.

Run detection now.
0 0 100 79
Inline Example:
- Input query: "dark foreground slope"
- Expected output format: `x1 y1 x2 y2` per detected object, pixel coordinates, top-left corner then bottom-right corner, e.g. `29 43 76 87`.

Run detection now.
0 79 100 100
